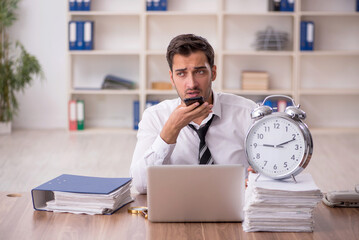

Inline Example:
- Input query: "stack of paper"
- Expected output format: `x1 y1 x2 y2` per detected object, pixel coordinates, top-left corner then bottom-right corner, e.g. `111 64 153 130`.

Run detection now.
243 173 322 232
32 174 134 215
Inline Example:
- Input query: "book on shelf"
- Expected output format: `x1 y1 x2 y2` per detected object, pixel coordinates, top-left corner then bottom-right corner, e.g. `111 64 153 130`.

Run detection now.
268 0 294 12
68 99 85 131
151 81 173 90
300 21 315 51
243 173 323 232
69 0 91 11
241 71 269 90
68 21 94 50
261 98 292 112
102 75 136 90
32 174 133 215
133 100 160 130
147 0 167 11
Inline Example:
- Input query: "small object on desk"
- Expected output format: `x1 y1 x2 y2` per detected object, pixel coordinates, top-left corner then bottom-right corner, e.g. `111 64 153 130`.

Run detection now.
322 189 359 208
31 174 133 215
128 206 148 219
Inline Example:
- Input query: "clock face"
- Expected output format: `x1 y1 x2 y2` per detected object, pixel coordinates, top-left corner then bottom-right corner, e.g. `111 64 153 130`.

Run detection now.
246 115 306 179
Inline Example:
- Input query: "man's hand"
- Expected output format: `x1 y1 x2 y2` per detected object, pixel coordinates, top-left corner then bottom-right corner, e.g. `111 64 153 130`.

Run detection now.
160 101 213 144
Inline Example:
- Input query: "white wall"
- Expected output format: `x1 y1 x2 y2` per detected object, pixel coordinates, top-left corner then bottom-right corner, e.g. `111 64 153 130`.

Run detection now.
9 0 67 129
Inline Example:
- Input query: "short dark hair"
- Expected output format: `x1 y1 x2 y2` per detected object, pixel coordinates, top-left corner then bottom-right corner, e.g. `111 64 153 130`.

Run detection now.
166 34 215 72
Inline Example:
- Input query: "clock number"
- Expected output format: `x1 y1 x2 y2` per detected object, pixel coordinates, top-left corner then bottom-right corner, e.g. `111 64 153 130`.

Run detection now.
295 144 299 150
257 134 264 139
291 155 295 160
283 162 288 168
292 134 296 139
256 153 260 159
273 164 277 170
264 126 270 132
264 160 268 166
274 123 280 129
285 126 288 132
253 143 258 148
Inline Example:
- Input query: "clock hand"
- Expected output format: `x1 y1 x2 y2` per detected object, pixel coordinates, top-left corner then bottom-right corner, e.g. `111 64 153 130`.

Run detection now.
262 144 284 148
277 138 296 146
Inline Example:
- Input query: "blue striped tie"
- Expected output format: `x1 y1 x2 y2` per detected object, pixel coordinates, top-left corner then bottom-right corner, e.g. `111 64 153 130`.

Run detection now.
189 116 215 165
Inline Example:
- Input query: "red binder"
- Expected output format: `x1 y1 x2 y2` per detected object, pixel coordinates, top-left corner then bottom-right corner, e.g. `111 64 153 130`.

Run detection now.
68 100 77 131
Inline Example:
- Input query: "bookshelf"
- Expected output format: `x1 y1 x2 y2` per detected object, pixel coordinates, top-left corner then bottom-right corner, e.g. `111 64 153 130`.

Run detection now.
67 0 359 132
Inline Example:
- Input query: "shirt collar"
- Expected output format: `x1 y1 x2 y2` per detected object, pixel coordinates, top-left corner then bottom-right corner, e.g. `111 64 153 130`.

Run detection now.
211 91 222 119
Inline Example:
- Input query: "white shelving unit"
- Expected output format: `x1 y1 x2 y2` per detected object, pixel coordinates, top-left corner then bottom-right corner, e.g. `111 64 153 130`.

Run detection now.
67 0 359 132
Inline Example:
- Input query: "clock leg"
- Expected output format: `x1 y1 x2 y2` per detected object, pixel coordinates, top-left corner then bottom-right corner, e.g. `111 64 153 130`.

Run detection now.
291 174 297 184
255 173 261 182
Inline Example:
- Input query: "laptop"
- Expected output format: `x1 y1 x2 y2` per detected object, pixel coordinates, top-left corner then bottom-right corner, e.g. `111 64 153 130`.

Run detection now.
147 164 245 222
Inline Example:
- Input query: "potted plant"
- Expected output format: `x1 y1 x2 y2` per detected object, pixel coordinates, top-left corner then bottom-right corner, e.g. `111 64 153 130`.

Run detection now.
0 0 43 134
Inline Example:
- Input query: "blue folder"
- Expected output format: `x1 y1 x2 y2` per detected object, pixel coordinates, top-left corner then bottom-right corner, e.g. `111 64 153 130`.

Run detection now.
69 21 77 50
31 174 132 214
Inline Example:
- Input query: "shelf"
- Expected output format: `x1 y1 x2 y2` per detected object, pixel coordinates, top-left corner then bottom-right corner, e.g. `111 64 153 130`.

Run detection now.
222 89 293 96
223 50 294 56
146 90 177 95
66 0 359 132
299 50 359 56
146 11 217 16
223 12 295 17
299 89 359 95
71 89 140 95
300 12 359 16
69 50 140 55
69 127 138 135
68 11 140 16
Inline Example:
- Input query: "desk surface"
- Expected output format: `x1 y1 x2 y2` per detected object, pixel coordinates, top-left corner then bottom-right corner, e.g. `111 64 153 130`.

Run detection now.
1 192 358 240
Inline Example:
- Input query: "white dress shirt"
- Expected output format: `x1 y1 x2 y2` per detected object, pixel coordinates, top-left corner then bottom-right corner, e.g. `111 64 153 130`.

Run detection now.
130 92 257 194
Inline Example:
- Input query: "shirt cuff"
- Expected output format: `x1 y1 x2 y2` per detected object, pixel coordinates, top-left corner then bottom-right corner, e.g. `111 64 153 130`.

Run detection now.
151 135 176 164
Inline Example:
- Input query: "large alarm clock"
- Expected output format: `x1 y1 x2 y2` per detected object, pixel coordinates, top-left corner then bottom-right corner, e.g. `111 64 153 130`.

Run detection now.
245 95 313 182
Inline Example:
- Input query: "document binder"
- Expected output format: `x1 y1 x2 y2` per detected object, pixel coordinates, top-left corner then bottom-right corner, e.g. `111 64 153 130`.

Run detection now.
306 21 314 51
68 100 77 130
300 21 307 51
75 0 84 11
69 0 77 11
83 0 91 11
32 174 132 215
76 100 85 130
76 21 85 50
84 21 94 50
69 21 77 50
133 101 140 130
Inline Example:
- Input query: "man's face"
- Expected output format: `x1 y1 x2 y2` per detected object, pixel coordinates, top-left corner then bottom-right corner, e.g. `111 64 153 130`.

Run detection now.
169 51 216 104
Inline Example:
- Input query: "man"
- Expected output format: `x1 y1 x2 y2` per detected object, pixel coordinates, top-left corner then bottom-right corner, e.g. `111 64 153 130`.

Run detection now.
130 34 257 194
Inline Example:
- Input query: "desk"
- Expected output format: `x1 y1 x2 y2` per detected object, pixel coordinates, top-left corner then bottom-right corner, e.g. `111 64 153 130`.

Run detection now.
1 192 358 240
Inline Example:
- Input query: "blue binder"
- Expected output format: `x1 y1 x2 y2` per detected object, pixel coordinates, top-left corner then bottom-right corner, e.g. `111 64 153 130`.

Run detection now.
83 0 91 11
31 174 132 214
280 0 294 12
133 101 140 130
357 0 359 11
287 0 294 11
76 21 85 50
306 21 314 51
84 21 94 50
69 21 77 50
160 0 167 11
69 0 77 11
146 0 153 11
75 0 83 11
300 21 307 51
